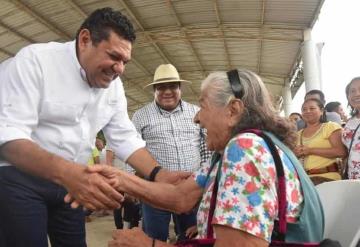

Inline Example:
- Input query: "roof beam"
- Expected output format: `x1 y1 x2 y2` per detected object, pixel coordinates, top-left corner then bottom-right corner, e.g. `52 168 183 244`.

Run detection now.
0 48 13 57
124 92 142 104
214 0 232 70
121 74 154 99
257 0 266 74
130 59 152 75
165 0 205 71
0 21 35 43
165 0 203 96
63 0 87 19
12 0 71 40
117 0 172 64
135 26 302 47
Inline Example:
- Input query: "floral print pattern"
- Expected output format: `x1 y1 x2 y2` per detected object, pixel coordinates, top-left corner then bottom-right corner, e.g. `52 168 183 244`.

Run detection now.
193 133 303 242
342 117 360 179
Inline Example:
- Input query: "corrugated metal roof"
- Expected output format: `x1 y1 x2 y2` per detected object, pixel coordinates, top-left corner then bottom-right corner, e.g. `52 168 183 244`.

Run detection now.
0 0 325 115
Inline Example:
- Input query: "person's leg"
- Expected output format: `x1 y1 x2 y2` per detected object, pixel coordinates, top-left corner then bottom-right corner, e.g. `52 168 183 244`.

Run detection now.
47 187 87 247
0 166 49 247
173 209 197 241
142 203 171 241
113 207 124 229
123 201 141 228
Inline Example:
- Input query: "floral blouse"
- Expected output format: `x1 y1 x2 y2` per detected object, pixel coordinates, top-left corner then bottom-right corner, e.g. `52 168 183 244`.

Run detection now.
342 117 360 179
192 133 304 242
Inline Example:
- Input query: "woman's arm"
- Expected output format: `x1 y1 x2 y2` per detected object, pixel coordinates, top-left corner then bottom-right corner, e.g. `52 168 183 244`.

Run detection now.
214 225 268 247
303 129 347 159
89 165 203 214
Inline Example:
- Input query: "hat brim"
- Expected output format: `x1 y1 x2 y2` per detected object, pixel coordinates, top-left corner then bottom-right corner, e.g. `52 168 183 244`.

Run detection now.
144 79 191 89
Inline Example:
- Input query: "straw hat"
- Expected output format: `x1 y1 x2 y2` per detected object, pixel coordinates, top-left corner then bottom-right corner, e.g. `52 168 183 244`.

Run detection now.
145 64 191 88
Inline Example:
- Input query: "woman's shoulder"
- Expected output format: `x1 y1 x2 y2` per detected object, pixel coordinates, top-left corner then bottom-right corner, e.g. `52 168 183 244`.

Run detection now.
345 117 360 128
322 121 342 133
224 132 270 162
227 132 265 150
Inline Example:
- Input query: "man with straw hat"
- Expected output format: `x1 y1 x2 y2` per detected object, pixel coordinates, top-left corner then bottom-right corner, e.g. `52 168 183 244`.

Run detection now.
132 64 212 242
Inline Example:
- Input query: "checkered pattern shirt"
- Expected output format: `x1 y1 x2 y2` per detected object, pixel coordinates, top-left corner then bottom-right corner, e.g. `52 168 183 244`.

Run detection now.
131 100 212 172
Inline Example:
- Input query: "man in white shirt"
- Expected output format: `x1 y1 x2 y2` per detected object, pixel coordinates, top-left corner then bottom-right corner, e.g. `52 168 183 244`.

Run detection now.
0 7 183 247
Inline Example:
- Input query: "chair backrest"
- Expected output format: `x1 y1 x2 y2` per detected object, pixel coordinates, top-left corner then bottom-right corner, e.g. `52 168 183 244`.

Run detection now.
316 180 360 247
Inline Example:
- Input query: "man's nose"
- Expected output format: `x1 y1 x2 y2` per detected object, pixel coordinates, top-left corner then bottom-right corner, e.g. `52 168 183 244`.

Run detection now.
112 62 125 75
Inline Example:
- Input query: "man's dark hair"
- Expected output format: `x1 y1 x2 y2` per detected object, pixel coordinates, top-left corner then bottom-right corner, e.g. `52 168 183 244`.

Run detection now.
325 101 341 112
305 89 326 105
76 7 136 46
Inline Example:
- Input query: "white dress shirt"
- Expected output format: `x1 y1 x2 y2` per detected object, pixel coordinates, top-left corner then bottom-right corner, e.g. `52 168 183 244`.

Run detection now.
0 41 145 167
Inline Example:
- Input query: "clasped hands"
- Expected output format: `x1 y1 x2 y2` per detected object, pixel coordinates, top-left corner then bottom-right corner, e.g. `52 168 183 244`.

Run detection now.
62 165 124 211
63 164 191 211
294 145 311 157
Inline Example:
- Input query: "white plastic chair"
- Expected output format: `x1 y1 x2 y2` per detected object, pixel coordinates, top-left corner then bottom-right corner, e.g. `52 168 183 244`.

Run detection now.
349 227 360 247
316 180 360 247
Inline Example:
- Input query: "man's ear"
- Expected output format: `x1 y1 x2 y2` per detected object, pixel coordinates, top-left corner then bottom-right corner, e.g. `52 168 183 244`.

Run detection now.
78 29 92 51
228 99 244 127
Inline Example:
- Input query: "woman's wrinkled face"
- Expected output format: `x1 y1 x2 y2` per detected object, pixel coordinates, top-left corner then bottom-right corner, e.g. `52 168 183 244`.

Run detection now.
301 100 323 124
194 90 233 152
348 79 360 112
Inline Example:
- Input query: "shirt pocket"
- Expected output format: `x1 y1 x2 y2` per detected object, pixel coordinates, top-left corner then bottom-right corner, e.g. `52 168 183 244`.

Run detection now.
94 106 114 130
39 101 82 125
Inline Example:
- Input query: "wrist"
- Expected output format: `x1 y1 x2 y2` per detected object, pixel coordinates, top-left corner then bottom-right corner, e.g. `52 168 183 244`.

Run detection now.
148 166 162 182
57 162 83 186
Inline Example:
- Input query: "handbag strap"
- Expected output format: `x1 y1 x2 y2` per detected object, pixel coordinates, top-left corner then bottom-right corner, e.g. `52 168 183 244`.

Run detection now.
205 153 222 238
242 129 287 240
205 129 287 240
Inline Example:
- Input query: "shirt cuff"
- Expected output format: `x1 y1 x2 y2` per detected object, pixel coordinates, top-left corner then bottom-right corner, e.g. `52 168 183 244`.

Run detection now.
114 137 146 162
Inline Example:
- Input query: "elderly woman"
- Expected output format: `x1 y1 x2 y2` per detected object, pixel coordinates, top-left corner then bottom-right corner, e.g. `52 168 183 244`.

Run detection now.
342 77 360 179
294 98 347 185
79 69 324 246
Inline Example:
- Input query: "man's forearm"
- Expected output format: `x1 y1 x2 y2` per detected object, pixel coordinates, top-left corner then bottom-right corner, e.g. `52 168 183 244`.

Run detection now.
0 139 75 185
126 147 158 178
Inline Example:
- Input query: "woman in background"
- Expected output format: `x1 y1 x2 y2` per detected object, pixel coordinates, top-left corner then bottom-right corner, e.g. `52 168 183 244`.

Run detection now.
342 77 360 179
295 98 346 185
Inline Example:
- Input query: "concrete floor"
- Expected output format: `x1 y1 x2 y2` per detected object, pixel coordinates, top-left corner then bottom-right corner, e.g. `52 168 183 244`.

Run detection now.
86 216 115 247
85 215 176 247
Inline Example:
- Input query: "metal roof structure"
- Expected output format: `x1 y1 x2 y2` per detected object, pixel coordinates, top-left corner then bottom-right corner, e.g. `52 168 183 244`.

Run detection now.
0 0 325 115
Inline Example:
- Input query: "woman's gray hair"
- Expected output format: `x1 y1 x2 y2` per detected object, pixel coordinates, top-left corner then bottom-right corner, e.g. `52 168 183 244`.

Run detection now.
201 68 297 149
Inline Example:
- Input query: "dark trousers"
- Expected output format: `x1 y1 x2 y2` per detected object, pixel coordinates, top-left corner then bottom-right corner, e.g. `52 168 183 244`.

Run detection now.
114 200 141 229
142 203 197 242
0 166 86 247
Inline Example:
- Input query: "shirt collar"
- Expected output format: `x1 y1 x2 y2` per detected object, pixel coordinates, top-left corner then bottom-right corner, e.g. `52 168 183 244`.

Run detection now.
68 40 88 83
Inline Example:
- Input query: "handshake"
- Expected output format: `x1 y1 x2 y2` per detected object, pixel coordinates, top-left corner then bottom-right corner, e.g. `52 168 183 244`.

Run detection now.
62 164 190 211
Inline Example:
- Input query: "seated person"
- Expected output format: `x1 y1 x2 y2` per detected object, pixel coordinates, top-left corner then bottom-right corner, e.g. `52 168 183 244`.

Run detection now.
69 68 324 246
294 99 347 185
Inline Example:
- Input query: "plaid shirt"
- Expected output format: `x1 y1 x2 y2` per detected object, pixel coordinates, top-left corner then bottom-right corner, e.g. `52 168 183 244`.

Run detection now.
132 100 212 172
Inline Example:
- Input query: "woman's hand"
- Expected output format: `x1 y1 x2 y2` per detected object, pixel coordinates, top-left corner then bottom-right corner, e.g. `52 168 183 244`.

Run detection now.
294 145 311 157
64 165 124 209
294 145 304 157
301 146 311 156
108 228 152 247
185 225 198 239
